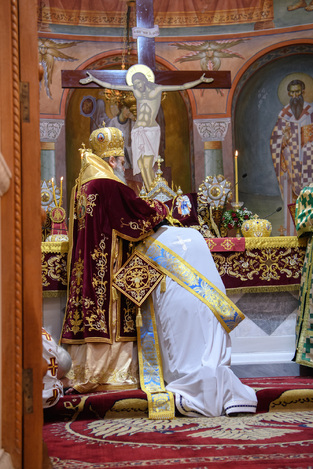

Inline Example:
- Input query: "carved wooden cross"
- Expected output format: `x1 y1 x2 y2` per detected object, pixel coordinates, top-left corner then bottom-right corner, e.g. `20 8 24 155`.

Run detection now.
61 0 231 90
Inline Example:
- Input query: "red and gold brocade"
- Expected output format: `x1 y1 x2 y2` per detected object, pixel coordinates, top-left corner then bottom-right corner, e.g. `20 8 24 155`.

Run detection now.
61 173 167 345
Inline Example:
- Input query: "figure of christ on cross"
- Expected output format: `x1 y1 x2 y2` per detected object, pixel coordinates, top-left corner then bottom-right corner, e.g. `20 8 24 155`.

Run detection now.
62 1 231 189
79 64 214 190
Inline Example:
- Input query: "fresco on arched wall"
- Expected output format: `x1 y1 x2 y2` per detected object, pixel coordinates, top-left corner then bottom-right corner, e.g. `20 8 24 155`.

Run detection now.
37 0 313 224
233 45 313 236
65 58 193 207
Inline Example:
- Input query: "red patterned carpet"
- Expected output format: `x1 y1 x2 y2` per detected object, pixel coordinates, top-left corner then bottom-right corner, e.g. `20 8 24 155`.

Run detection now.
43 376 313 468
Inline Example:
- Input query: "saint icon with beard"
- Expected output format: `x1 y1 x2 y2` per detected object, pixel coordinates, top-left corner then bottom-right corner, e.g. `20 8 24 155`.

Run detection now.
270 74 313 234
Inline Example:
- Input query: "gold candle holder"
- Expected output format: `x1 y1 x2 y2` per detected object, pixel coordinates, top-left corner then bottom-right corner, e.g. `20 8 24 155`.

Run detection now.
231 201 244 238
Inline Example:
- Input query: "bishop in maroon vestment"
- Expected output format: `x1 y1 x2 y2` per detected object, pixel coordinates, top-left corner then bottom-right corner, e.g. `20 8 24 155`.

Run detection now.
61 125 167 392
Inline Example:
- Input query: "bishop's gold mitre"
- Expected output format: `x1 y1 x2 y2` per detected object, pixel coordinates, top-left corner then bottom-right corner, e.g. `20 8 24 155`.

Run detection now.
89 124 125 159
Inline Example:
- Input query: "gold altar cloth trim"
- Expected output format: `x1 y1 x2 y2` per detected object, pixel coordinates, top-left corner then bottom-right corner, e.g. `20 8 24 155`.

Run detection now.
41 237 307 255
244 236 307 250
226 284 300 295
41 241 69 253
43 290 67 298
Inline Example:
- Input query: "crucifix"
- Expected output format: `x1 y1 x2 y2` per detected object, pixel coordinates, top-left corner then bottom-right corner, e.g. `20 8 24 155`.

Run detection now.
61 0 231 189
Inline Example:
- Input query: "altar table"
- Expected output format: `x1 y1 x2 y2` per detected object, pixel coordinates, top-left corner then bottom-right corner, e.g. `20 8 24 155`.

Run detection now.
42 236 307 297
42 236 307 371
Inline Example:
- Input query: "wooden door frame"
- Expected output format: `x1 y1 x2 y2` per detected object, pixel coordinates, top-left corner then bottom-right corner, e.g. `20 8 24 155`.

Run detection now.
1 1 43 468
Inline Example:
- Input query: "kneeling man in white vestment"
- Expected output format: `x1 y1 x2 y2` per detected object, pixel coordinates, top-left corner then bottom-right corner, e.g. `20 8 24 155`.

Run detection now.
137 225 257 418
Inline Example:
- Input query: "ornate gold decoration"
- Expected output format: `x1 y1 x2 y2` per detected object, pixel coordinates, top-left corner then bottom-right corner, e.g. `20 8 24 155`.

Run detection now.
88 236 109 333
40 236 307 255
76 411 313 443
198 175 232 209
122 297 136 334
89 125 125 159
244 236 307 250
120 207 164 236
41 241 69 253
41 251 67 295
104 2 138 113
50 206 66 224
75 184 98 231
113 250 164 307
63 237 110 338
241 215 272 238
197 175 232 237
62 251 85 336
141 157 177 203
104 89 137 117
41 179 61 211
44 176 68 242
207 238 237 251
213 244 304 293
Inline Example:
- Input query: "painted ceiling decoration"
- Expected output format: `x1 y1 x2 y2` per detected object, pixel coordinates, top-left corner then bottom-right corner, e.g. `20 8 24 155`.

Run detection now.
38 1 274 29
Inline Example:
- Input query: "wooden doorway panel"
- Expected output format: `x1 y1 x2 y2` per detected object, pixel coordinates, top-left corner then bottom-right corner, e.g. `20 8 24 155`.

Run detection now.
1 1 43 468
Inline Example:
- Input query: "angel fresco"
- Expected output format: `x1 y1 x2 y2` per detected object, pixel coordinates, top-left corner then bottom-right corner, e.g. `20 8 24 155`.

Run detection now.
38 38 79 98
170 40 247 95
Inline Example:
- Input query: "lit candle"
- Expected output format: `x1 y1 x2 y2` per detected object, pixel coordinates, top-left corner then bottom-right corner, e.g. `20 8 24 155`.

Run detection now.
51 178 58 206
60 177 63 207
234 150 239 204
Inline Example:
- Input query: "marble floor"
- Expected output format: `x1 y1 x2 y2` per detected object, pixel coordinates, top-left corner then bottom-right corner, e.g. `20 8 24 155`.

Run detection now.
229 289 301 377
231 362 300 378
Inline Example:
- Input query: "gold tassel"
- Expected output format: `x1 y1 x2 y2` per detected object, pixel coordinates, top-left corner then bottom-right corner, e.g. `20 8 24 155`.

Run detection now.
136 307 143 328
160 276 166 293
112 286 118 302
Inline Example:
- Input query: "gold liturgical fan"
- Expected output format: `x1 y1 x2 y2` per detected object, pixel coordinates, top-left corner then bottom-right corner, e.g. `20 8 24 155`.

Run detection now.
113 250 164 327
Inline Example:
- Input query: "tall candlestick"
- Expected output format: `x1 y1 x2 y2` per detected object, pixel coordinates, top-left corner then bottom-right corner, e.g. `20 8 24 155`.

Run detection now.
60 177 63 207
234 150 239 204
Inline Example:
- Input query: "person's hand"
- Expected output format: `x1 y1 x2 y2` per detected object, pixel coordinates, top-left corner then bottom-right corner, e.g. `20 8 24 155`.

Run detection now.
200 74 214 84
80 72 93 85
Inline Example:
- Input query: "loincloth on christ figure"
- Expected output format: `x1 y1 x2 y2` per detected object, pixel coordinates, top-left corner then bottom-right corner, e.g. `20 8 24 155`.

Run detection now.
131 125 161 175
